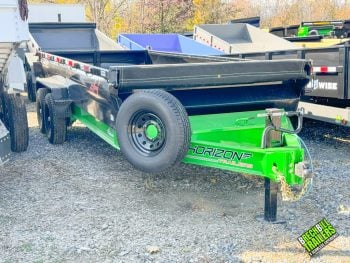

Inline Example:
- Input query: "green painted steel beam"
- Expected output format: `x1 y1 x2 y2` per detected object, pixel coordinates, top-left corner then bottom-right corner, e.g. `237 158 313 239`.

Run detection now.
72 105 304 186
72 106 119 150
184 111 303 185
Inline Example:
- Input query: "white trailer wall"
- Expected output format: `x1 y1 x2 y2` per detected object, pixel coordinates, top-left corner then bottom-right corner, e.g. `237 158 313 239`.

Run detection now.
28 4 85 23
0 0 29 92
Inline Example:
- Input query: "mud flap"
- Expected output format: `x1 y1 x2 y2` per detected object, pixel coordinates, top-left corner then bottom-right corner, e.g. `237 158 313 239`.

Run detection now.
0 121 11 165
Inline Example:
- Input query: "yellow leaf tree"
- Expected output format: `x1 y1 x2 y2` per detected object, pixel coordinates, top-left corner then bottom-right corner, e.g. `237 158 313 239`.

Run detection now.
29 0 126 37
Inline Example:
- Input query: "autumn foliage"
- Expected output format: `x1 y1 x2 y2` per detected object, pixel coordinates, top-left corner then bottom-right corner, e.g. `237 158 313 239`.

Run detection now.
29 0 350 37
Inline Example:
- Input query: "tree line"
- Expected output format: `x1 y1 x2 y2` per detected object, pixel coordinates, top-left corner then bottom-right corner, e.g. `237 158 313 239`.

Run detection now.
29 0 350 37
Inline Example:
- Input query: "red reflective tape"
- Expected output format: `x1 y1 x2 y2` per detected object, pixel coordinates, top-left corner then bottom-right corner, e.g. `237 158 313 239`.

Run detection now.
68 60 73 66
313 66 337 73
56 57 61 62
83 65 90 72
320 66 328 73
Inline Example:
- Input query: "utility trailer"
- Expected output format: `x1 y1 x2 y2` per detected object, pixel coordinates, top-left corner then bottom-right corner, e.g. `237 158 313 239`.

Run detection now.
226 45 350 127
29 48 313 221
0 0 30 164
25 22 123 102
118 34 223 55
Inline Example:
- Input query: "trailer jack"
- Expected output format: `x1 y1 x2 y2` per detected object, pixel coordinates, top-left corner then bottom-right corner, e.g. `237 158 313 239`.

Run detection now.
261 109 313 222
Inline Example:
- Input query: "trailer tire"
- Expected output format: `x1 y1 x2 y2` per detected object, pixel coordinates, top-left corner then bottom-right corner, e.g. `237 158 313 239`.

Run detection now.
44 93 67 144
26 72 36 102
36 88 49 134
309 30 319 36
116 89 191 173
2 94 29 152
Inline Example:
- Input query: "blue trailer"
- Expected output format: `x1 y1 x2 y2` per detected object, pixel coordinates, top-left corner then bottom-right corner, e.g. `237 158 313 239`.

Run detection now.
118 33 224 55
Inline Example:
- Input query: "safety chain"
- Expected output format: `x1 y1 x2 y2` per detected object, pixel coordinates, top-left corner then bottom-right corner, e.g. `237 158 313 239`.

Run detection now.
272 166 313 202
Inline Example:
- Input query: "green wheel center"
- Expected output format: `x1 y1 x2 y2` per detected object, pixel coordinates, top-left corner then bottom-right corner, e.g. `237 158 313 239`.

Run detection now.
145 123 159 140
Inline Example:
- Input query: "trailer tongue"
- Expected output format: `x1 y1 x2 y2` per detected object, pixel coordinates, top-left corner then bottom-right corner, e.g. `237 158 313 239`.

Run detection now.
33 49 312 221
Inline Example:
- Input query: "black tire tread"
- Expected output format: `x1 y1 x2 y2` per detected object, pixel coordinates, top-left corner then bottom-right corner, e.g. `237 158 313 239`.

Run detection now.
45 93 66 144
36 88 49 134
4 94 29 152
140 89 191 164
117 89 191 173
26 72 36 102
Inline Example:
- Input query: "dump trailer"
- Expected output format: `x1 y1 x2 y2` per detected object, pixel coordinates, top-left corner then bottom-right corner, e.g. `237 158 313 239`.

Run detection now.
269 21 350 39
0 0 30 164
298 20 350 38
29 48 312 221
118 34 224 55
193 23 297 54
226 45 350 127
25 22 123 101
269 23 349 48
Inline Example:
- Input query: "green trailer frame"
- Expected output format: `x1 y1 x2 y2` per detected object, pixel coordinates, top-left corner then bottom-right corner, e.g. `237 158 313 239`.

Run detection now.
297 26 333 37
73 105 305 185
33 50 313 222
73 105 311 222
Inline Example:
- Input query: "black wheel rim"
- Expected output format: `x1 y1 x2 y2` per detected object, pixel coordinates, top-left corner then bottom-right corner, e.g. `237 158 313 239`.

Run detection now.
128 111 166 156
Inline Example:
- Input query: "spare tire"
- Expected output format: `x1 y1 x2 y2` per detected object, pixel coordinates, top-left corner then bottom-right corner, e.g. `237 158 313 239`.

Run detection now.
116 89 191 173
309 30 319 36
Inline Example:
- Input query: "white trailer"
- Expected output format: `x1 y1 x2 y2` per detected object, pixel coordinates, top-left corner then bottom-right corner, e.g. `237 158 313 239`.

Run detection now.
28 4 85 23
0 0 30 164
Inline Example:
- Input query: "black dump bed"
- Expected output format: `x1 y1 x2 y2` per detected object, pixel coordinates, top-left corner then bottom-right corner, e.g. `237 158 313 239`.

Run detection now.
115 52 310 91
29 23 122 52
225 46 350 102
113 52 311 114
38 50 311 115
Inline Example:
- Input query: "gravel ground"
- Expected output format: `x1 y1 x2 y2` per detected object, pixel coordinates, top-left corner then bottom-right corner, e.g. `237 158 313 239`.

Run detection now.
0 96 349 263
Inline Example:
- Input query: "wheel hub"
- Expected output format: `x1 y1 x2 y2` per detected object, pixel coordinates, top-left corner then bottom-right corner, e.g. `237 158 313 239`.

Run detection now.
145 121 160 141
129 112 165 155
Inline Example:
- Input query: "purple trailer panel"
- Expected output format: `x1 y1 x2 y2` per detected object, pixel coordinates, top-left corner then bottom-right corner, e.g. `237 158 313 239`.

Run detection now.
118 33 224 56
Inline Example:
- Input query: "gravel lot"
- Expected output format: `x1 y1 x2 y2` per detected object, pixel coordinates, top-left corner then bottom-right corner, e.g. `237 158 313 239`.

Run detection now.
0 96 349 263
